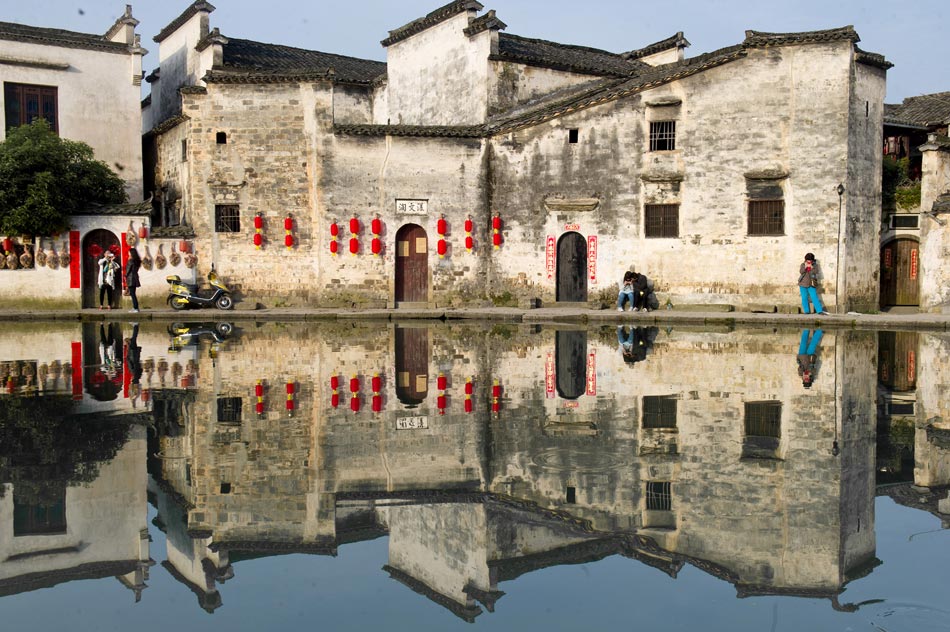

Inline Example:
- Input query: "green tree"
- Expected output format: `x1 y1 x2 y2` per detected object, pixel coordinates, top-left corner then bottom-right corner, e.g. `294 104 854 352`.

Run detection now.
0 120 127 236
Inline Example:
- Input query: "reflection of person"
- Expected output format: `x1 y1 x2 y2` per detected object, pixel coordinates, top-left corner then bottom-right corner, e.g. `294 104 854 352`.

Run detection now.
97 251 120 309
798 253 829 315
631 271 650 312
618 326 658 364
125 247 142 313
797 328 824 388
618 271 635 311
126 323 143 407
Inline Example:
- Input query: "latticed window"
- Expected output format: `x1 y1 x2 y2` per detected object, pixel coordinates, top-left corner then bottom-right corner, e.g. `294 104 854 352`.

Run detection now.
744 401 782 438
643 395 677 428
217 397 243 424
14 488 66 536
646 481 672 511
748 199 785 236
215 205 241 233
645 204 679 238
649 121 676 151
4 82 58 132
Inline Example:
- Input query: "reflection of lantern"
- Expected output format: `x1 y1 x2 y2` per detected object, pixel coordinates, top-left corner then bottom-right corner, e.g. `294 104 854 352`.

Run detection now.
491 214 502 250
464 398 473 413
491 379 501 417
372 394 382 413
437 394 447 415
492 382 501 398
286 381 295 415
331 375 340 391
350 376 360 393
330 240 339 255
256 401 264 415
330 222 339 238
255 382 264 398
350 394 361 412
492 401 500 414
437 374 447 391
331 392 340 408
464 379 473 395
371 374 381 393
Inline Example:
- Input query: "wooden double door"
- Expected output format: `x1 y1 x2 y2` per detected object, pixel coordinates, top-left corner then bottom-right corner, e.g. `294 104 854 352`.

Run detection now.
880 238 919 308
395 224 428 304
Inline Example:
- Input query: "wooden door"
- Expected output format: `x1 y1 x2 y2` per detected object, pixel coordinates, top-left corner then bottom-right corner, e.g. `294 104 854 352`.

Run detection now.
395 326 429 405
878 331 918 392
81 229 121 309
556 232 587 302
880 238 919 308
395 224 428 303
555 330 587 399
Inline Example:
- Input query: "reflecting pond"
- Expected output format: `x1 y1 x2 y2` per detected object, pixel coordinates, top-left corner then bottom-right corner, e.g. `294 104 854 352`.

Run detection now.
1 321 948 631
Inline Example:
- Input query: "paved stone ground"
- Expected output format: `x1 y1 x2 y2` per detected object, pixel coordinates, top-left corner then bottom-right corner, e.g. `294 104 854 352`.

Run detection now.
0 305 946 331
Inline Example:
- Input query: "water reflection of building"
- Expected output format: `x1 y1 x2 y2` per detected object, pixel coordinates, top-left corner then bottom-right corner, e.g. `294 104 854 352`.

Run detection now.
141 323 887 618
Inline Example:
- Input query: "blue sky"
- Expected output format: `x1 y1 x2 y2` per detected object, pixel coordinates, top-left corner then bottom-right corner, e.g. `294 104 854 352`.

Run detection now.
3 0 946 102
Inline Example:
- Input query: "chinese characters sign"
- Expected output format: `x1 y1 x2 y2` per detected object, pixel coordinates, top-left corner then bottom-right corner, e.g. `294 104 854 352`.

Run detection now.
396 416 429 430
545 236 556 281
587 236 598 285
910 249 918 280
585 350 597 396
545 352 555 398
395 199 428 215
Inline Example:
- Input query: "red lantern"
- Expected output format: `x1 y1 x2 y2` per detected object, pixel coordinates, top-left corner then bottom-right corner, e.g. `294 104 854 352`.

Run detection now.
286 398 295 411
437 394 447 410
492 232 502 248
331 392 340 408
253 233 263 247
372 394 383 413
492 401 500 414
492 382 501 398
349 237 359 255
284 216 293 231
371 237 382 256
2 238 12 253
464 218 473 233
464 399 473 413
138 225 148 239
437 374 447 391
492 215 502 231
256 401 264 415
330 240 339 255
349 217 360 234
464 380 473 395
330 375 340 391
254 214 263 230
350 376 360 393
465 236 474 251
179 240 190 253
286 382 295 395
88 244 103 258
371 374 382 392
437 217 447 235
437 239 447 257
330 223 339 238
371 217 382 235
255 382 264 397
350 395 361 412
285 234 294 248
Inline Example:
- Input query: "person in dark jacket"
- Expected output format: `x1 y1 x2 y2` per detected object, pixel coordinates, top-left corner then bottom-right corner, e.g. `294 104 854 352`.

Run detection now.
125 247 142 313
798 253 829 315
631 271 650 312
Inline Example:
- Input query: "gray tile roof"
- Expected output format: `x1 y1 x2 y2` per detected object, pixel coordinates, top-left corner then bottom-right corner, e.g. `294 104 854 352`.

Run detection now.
742 25 859 47
74 199 154 217
0 20 131 55
203 37 386 84
154 1 215 44
623 32 690 60
381 0 483 47
495 33 644 78
884 92 950 128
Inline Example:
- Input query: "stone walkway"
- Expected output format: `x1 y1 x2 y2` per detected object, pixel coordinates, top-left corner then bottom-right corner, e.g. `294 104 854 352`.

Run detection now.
0 305 947 330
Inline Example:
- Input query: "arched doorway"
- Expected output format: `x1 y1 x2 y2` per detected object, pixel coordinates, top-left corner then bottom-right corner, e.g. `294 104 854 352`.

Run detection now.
395 224 428 304
880 238 919 309
556 232 587 302
395 326 429 406
81 229 121 308
555 330 587 399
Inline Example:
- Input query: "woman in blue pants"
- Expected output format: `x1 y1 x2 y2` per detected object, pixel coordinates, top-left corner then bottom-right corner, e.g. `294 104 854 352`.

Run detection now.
798 253 829 315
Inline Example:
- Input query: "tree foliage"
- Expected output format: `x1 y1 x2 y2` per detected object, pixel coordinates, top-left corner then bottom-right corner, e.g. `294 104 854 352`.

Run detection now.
0 120 127 236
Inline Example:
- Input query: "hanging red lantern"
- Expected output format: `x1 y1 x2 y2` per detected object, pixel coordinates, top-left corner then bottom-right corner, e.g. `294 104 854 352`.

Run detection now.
371 237 382 256
349 236 359 255
286 398 295 412
253 233 263 247
437 394 447 409
330 222 339 238
437 374 447 391
138 225 148 239
492 401 501 414
286 382 295 395
349 217 360 235
492 232 502 248
492 215 502 231
464 399 473 413
284 216 293 231
371 217 382 235
286 381 295 415
372 394 382 413
437 217 447 236
437 239 447 257
2 238 12 253
465 235 474 251
331 392 340 408
371 374 382 392
254 214 263 230
255 382 264 397
179 240 190 253
464 379 473 395
350 376 360 393
331 375 340 391
330 240 339 255
256 401 264 415
285 233 294 248
492 381 501 398
464 218 473 233
350 394 361 412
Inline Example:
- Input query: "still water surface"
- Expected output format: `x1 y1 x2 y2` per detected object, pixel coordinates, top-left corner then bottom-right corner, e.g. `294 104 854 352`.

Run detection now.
0 321 947 631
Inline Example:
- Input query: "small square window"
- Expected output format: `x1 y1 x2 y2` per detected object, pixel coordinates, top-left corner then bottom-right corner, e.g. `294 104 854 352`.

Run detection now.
644 204 679 238
215 205 241 233
649 121 676 151
748 200 785 236
216 131 227 144
645 481 671 511
568 128 579 144
220 482 232 494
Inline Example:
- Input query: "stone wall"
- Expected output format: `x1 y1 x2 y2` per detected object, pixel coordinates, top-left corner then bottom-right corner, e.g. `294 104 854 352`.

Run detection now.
918 140 950 312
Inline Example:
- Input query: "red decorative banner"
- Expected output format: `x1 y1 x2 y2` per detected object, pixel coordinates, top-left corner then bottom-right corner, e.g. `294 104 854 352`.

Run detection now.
910 249 918 280
883 248 892 269
69 231 81 289
908 351 916 383
587 235 598 284
121 232 130 289
585 350 596 396
71 341 83 400
545 236 556 281
545 352 555 398
564 223 580 232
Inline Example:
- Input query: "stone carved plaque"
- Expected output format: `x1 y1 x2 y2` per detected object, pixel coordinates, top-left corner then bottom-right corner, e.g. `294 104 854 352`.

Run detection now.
396 199 428 215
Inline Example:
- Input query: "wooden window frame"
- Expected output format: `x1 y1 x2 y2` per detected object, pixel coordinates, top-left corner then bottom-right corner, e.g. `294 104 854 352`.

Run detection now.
4 82 58 133
744 401 782 438
649 120 676 151
642 395 678 429
214 205 241 233
747 199 785 236
644 203 680 238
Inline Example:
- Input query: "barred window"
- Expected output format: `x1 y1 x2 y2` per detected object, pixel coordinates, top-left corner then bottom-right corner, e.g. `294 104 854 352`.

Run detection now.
748 199 785 236
649 121 676 151
643 395 677 429
645 204 679 238
215 205 241 233
744 402 782 438
217 397 243 424
646 481 671 511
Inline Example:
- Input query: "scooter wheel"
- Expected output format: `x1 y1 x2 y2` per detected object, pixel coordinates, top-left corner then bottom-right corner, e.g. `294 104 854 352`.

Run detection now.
168 296 189 311
215 322 233 336
215 295 234 310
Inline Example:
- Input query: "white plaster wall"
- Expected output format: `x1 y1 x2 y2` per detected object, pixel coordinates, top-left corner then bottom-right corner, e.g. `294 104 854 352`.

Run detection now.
149 11 212 126
487 61 610 117
0 40 143 200
384 13 491 125
918 146 950 312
